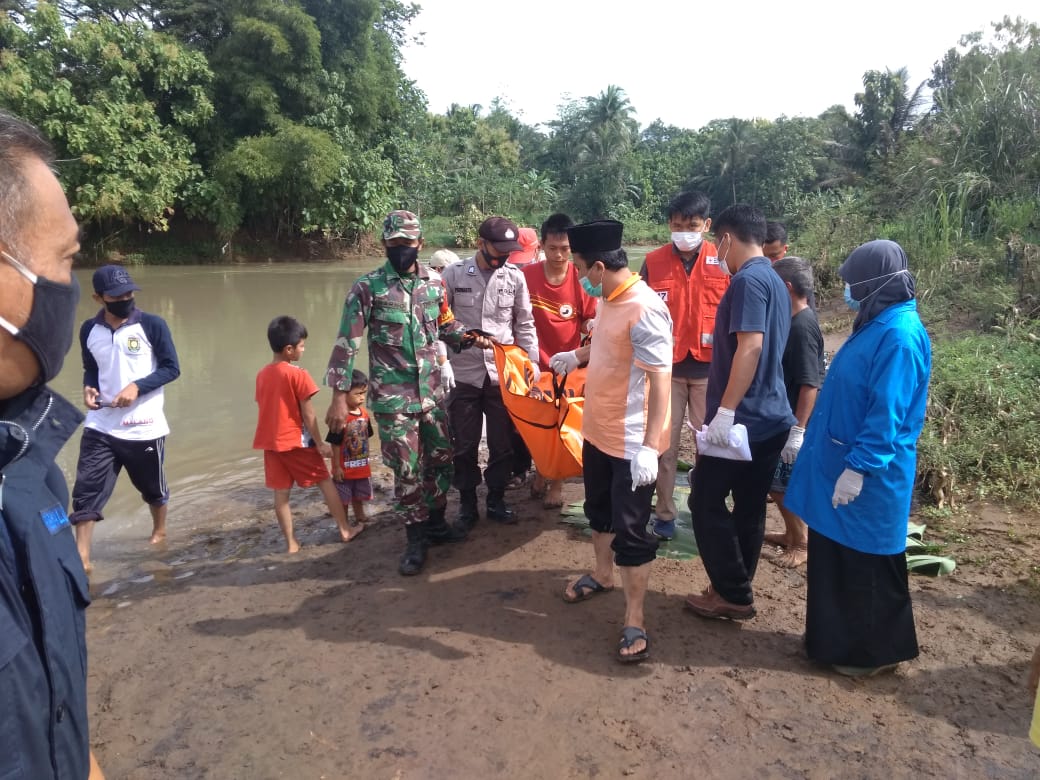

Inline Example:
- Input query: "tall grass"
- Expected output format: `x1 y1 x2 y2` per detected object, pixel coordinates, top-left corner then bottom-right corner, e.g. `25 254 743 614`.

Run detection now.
919 330 1040 506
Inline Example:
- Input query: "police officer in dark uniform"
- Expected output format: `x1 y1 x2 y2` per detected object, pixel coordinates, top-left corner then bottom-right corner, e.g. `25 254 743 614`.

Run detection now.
0 110 97 779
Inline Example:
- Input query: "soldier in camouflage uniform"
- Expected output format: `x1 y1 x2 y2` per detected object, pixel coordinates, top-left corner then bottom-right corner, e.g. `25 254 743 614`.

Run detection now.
325 210 488 575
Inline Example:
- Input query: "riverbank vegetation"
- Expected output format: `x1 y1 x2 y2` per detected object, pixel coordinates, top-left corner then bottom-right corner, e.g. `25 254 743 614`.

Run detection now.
2 4 1038 502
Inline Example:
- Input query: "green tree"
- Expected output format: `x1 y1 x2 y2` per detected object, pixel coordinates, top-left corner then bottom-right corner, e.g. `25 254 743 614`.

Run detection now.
927 17 1040 196
0 3 213 231
853 66 927 165
208 123 342 237
632 121 704 218
547 85 642 219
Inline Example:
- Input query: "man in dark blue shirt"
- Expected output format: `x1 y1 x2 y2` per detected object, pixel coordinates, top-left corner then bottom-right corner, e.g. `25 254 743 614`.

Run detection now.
685 204 797 621
0 109 98 778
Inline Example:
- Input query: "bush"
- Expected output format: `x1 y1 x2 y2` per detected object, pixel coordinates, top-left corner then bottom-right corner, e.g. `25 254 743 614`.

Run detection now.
451 204 488 248
919 328 1040 506
787 189 873 293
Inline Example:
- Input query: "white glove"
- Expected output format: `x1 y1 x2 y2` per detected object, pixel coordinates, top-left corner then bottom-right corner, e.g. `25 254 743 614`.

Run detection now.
528 362 541 384
831 468 864 508
704 407 736 447
781 425 805 465
549 350 579 375
630 445 659 490
439 360 456 391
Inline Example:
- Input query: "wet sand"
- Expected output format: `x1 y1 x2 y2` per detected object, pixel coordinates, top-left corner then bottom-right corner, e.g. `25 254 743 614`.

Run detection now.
84 452 1040 778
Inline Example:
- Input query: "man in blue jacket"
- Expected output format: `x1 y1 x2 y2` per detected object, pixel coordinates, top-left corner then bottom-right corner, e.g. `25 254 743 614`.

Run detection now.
70 265 181 572
0 109 95 778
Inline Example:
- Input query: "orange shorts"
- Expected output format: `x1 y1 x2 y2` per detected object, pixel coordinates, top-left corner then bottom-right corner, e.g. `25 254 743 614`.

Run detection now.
264 448 330 490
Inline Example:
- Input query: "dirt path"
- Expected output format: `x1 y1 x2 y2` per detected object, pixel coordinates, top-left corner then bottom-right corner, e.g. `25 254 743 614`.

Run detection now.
86 476 1040 778
85 301 1040 777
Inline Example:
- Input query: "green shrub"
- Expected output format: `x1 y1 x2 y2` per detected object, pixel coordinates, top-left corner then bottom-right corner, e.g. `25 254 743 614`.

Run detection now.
919 328 1040 506
450 204 488 248
418 214 456 249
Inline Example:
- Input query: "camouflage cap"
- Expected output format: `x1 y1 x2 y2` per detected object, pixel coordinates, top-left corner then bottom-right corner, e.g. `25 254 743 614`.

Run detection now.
382 210 422 241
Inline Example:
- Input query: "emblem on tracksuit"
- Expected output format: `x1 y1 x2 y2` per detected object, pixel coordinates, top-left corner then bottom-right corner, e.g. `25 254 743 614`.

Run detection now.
126 336 141 353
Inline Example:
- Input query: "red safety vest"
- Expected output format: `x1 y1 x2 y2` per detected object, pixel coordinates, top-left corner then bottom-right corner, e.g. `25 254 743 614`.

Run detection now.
644 242 729 364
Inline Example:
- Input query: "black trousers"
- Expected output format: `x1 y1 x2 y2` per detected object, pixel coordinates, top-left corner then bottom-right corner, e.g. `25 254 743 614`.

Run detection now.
689 429 787 605
583 441 659 567
449 375 514 492
70 428 169 523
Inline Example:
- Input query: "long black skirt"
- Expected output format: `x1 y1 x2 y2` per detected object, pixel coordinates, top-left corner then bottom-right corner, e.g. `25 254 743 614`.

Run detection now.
805 528 919 668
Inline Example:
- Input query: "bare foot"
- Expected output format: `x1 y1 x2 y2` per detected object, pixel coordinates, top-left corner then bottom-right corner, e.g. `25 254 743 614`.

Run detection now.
763 531 788 547
286 537 301 554
80 557 93 576
341 523 367 543
149 529 167 545
543 481 564 509
775 544 808 568
530 474 547 500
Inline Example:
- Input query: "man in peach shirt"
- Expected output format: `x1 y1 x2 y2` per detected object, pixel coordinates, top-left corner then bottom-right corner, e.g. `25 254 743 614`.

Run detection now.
550 219 672 664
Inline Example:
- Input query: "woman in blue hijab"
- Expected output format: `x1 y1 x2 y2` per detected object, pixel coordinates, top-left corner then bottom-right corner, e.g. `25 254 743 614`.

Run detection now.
785 240 931 676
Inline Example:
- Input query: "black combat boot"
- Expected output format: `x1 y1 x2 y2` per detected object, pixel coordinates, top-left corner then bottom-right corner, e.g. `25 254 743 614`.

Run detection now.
398 523 427 576
457 489 479 532
486 489 516 524
425 506 468 545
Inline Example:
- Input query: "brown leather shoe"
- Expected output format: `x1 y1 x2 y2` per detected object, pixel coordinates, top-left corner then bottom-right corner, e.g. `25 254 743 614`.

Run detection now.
684 589 756 620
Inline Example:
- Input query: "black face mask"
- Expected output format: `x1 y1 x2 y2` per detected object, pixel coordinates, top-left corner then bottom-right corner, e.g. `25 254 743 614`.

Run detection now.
386 245 419 274
105 297 136 319
0 250 80 384
483 247 509 269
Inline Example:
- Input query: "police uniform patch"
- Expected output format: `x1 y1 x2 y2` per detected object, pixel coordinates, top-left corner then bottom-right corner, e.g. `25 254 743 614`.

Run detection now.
40 504 70 535
126 336 142 353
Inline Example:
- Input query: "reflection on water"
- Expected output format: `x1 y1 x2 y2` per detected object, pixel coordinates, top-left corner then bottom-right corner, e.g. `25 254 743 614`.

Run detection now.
51 249 653 569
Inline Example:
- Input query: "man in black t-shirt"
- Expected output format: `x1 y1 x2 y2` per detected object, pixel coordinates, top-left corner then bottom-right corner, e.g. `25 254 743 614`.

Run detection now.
765 257 825 567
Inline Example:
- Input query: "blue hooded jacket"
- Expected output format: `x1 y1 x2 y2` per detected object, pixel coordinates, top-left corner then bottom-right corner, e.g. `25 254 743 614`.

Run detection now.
786 299 930 554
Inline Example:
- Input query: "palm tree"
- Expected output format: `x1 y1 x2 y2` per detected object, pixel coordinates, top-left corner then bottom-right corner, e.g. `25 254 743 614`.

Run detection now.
716 118 754 206
580 85 638 161
854 67 927 161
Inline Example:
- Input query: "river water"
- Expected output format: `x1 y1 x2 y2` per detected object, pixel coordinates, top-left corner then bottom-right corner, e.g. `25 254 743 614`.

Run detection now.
51 249 653 566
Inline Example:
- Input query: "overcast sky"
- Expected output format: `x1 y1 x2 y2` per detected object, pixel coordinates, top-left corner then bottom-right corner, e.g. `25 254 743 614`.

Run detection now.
400 1 1036 130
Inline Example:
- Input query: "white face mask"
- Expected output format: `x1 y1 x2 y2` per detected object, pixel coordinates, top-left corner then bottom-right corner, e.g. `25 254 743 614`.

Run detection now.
716 234 732 276
671 231 702 253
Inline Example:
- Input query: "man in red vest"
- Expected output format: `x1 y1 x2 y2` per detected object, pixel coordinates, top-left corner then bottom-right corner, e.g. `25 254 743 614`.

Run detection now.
639 191 728 540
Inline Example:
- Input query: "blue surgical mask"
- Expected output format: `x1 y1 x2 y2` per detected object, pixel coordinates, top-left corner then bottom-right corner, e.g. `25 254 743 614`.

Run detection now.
580 275 602 298
843 283 860 311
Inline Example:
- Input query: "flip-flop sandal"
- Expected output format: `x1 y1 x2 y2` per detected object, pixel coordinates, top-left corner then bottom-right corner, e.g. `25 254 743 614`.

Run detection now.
617 626 650 663
562 573 614 603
